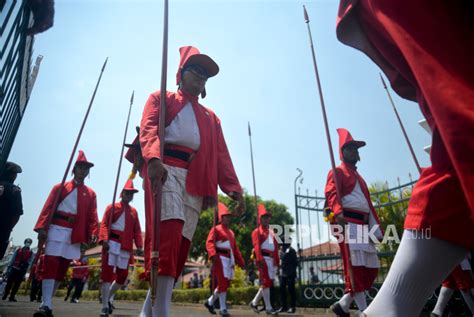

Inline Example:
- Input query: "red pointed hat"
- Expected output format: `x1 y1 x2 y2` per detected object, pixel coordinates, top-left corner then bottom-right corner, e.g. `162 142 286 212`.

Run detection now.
258 203 271 219
218 202 232 221
337 128 366 160
75 150 94 168
176 46 219 98
123 179 139 193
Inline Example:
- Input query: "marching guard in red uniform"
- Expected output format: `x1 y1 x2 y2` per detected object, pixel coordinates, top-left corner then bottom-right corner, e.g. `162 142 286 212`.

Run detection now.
99 179 143 317
324 129 383 316
204 202 245 317
249 204 279 315
33 151 99 317
139 46 244 317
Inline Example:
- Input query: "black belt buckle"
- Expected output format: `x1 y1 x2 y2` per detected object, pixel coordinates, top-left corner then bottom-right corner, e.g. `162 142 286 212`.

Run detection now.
54 213 75 223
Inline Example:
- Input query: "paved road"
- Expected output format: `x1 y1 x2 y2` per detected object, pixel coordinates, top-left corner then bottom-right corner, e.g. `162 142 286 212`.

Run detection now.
0 296 334 317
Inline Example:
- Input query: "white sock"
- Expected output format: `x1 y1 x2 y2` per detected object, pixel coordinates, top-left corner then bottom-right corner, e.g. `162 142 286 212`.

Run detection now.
252 288 263 306
41 279 55 309
151 276 174 317
262 287 273 311
140 289 152 317
101 282 111 309
338 293 353 313
353 292 367 311
208 288 218 305
460 290 474 314
363 230 468 317
109 281 122 302
218 292 227 312
53 281 60 295
432 287 454 315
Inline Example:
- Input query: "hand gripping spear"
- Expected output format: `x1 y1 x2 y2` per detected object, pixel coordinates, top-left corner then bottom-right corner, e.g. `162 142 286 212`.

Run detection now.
30 57 108 280
379 74 422 174
302 5 355 290
106 91 135 246
150 0 169 305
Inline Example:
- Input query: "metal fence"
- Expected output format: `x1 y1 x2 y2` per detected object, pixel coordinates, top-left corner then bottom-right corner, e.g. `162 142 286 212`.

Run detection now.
1 0 41 170
293 170 429 307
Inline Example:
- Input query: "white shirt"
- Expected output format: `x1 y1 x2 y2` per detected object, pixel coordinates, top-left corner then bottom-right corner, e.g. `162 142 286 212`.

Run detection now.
165 102 200 150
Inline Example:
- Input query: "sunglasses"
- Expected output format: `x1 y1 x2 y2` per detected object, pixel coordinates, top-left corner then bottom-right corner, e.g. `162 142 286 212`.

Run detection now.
183 65 209 81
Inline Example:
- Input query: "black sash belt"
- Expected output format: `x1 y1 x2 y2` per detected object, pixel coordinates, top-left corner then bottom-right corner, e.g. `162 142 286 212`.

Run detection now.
164 148 191 162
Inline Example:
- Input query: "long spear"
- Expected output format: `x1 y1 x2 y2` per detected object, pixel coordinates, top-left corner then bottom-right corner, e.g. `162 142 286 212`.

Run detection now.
248 122 264 284
302 5 355 289
29 57 108 286
379 74 422 174
150 0 169 304
106 91 135 240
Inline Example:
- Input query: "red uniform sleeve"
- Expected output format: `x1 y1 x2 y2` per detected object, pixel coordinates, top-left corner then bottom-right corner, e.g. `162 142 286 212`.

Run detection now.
215 117 242 196
133 208 143 249
324 168 344 216
251 229 263 263
34 184 61 232
232 232 245 268
88 191 99 237
206 227 217 260
98 205 111 243
140 93 162 163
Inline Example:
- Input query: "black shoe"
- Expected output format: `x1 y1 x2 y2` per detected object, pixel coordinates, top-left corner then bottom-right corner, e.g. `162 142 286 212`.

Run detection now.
33 306 54 317
204 301 217 315
2 294 7 300
70 298 78 303
265 309 278 315
330 302 350 317
249 302 260 314
64 296 68 301
220 309 230 317
8 297 17 302
275 307 285 313
100 307 109 317
287 307 296 313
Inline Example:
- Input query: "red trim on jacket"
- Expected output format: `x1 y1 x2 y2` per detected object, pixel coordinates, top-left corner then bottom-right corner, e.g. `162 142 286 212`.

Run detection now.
206 224 245 268
99 201 143 252
251 225 279 267
139 89 242 200
34 180 99 244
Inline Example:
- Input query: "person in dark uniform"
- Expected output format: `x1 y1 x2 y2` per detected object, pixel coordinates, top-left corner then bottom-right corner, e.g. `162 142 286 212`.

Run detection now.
0 161 23 259
277 237 298 314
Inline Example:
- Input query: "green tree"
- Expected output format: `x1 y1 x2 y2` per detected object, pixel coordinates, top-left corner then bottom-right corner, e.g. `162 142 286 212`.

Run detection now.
369 181 411 251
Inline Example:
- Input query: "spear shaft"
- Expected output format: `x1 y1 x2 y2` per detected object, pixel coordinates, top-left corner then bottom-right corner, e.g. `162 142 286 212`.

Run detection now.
303 5 354 288
150 0 169 304
106 91 135 240
379 74 422 174
29 57 108 285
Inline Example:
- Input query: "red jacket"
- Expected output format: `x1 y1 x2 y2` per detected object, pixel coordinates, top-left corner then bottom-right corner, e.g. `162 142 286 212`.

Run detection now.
12 247 32 269
140 89 242 201
252 226 279 266
206 224 244 268
325 162 381 225
99 201 143 252
34 180 99 244
71 259 89 280
335 0 474 249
